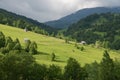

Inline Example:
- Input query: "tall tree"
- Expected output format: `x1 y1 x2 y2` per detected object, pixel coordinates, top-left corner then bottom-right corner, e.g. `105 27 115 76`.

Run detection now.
85 61 100 80
47 65 62 80
64 58 87 80
0 32 5 48
28 64 47 80
5 36 13 47
100 50 115 80
13 38 22 50
29 41 37 54
24 40 31 52
1 52 35 80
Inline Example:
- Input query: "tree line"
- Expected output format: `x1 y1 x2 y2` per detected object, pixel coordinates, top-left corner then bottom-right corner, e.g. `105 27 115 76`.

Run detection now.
0 31 38 55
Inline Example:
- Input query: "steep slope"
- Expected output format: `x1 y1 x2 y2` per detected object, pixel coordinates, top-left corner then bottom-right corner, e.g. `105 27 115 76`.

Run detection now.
65 13 120 49
45 7 120 28
0 8 57 35
0 24 120 67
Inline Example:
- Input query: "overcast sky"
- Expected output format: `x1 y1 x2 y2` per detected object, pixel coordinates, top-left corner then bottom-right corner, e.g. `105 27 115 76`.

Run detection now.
0 0 120 22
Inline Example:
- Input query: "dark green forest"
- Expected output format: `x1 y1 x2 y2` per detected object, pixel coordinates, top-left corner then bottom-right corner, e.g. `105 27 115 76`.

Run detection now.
65 13 120 50
0 9 58 35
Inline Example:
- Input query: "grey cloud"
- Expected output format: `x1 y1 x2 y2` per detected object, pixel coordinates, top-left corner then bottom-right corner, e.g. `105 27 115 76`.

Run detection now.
0 0 120 22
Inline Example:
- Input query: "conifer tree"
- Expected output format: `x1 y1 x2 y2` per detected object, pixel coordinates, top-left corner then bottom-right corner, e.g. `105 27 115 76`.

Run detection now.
5 36 13 47
29 41 37 54
13 38 22 50
0 32 5 48
64 58 87 80
100 50 115 80
24 40 31 52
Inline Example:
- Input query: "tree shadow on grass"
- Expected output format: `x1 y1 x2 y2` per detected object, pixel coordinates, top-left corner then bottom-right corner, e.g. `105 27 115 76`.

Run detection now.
53 56 65 63
37 51 49 55
54 60 65 63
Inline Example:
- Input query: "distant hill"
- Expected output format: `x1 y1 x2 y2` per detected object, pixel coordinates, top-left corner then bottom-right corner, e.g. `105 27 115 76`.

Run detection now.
0 8 57 35
65 13 120 50
45 7 120 28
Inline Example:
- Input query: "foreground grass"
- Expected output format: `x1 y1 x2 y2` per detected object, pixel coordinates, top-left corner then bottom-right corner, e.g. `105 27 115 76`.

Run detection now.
0 24 120 68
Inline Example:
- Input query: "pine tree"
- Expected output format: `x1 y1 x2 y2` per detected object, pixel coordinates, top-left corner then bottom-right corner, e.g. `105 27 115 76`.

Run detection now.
24 40 31 52
29 41 37 54
0 32 5 48
13 43 22 50
5 36 13 47
47 65 62 80
6 42 14 51
64 58 87 80
13 38 22 50
100 50 115 80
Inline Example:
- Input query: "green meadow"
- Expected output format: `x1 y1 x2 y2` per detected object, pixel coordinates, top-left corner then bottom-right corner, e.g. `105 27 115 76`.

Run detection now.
0 24 120 68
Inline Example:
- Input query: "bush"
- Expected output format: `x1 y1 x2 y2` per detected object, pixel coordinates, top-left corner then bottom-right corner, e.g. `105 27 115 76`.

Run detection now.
80 47 84 51
51 53 55 61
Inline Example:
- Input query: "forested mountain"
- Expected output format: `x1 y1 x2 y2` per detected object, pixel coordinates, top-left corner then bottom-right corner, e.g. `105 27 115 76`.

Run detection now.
65 13 120 50
45 7 120 28
0 8 57 35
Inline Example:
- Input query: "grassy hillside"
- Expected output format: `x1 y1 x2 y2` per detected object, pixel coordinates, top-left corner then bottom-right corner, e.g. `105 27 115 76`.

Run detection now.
0 24 120 68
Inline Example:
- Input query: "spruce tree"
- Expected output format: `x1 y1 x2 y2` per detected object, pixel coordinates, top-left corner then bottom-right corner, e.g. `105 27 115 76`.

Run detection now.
64 58 87 80
47 65 62 80
100 50 115 80
13 38 22 50
5 36 13 47
29 41 37 54
13 43 22 50
24 40 31 52
0 32 5 48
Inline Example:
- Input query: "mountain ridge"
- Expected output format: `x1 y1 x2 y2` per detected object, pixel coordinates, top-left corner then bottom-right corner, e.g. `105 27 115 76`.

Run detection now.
45 7 120 28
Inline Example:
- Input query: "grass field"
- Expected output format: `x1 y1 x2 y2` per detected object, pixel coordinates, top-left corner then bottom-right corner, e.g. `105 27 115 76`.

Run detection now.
0 24 120 68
